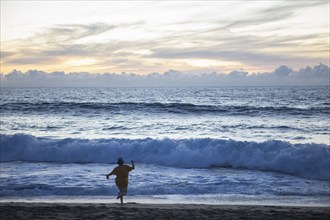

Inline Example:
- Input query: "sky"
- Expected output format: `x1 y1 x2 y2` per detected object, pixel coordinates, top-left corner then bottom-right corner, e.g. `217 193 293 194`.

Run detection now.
0 0 329 81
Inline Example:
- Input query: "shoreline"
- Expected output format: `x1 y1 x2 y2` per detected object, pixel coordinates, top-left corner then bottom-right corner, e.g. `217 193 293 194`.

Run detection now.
1 202 329 220
1 194 329 207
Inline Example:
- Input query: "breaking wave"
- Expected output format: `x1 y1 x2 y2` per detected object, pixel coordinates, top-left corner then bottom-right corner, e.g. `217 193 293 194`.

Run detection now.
1 134 329 181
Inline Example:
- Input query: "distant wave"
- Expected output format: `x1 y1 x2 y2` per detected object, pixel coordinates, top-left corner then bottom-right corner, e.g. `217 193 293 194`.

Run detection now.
1 134 329 181
1 101 328 116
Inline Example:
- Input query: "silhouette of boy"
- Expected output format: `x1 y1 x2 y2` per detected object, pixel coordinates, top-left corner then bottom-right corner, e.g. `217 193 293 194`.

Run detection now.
106 157 135 204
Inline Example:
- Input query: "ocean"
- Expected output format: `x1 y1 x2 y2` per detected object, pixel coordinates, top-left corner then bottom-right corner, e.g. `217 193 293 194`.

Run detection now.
0 87 329 205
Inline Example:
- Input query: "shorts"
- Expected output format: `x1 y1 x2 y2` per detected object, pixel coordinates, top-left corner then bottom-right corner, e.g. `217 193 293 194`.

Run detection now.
115 178 128 195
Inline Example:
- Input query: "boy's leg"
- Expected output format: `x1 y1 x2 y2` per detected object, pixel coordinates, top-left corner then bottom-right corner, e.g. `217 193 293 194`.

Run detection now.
119 187 127 204
120 194 123 204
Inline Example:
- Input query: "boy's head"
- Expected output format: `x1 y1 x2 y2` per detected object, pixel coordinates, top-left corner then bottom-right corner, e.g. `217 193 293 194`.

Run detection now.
117 157 124 165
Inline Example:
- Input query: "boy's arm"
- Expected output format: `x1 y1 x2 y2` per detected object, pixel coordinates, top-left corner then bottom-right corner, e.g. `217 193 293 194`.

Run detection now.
131 160 135 170
106 170 114 180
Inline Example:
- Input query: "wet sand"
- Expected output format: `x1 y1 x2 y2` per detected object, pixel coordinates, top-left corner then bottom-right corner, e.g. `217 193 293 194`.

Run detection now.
0 202 329 220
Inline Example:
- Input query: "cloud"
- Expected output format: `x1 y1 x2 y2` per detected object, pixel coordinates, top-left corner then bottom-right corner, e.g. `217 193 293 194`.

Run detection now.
27 22 141 44
273 65 292 77
149 45 324 68
1 64 329 87
228 0 328 28
1 22 149 72
1 1 328 74
262 0 327 14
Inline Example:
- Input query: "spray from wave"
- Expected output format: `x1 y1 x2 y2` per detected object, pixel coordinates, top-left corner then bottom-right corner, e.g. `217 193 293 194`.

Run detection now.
1 134 329 181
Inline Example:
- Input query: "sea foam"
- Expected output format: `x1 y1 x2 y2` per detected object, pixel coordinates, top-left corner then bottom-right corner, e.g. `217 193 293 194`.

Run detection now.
1 134 329 181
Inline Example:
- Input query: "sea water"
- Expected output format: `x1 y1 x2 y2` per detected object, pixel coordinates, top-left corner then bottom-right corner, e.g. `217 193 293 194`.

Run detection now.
0 87 329 205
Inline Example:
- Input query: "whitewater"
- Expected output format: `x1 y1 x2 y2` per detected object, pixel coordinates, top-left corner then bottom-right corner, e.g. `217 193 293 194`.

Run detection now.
1 87 329 205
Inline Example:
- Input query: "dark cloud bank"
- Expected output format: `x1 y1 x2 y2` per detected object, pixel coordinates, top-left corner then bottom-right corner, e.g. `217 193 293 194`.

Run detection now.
1 64 329 87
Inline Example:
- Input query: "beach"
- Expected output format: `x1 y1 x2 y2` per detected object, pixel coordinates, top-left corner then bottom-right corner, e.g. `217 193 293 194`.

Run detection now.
1 202 329 220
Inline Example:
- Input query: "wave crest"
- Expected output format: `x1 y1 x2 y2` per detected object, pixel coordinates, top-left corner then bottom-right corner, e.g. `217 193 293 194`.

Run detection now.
1 102 328 115
1 134 329 181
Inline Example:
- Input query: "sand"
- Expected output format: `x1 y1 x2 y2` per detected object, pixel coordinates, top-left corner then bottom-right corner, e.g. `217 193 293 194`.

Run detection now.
1 202 329 220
